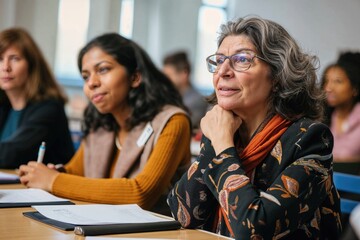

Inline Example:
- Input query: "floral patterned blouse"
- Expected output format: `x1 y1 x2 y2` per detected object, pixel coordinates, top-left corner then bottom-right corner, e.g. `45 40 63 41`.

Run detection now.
167 118 342 239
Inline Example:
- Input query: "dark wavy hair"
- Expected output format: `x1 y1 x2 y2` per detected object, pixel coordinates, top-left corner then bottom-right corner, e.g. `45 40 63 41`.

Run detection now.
78 33 186 136
320 51 360 125
336 52 360 103
208 16 324 121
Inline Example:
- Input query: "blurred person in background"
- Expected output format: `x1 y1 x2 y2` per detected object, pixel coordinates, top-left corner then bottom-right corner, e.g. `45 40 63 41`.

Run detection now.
321 51 360 175
0 28 74 169
163 51 208 131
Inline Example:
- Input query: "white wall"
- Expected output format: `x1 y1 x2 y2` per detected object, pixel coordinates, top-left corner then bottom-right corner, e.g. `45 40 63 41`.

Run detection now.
0 0 59 67
87 0 122 40
132 0 201 67
228 0 360 76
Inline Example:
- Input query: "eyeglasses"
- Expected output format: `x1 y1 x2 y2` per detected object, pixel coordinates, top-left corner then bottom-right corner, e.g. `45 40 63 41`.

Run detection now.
206 50 267 73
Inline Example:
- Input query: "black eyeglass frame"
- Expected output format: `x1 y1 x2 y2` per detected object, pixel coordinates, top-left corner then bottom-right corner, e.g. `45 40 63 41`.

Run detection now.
206 51 267 73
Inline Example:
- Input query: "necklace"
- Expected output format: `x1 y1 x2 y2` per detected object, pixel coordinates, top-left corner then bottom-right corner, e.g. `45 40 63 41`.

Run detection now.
115 136 122 150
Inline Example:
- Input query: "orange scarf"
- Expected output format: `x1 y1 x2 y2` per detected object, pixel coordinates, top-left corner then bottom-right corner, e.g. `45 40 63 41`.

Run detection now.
240 114 292 176
217 114 291 237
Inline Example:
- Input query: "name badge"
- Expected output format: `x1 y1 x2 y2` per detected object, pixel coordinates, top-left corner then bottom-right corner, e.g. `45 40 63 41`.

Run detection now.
136 122 154 147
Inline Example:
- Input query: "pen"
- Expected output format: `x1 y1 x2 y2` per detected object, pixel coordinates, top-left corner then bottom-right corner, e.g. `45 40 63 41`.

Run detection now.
37 141 46 163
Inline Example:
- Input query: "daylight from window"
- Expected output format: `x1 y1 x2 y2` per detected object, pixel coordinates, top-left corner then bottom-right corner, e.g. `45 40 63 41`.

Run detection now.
54 0 89 86
119 0 134 38
194 1 227 95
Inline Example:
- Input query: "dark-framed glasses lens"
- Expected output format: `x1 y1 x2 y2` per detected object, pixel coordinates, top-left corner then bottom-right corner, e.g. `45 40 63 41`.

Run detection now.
230 52 253 71
206 54 223 73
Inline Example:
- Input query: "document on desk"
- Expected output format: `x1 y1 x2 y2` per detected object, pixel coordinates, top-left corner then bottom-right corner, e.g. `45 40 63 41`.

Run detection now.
33 204 173 225
0 188 73 207
86 238 173 240
0 171 20 184
25 204 181 236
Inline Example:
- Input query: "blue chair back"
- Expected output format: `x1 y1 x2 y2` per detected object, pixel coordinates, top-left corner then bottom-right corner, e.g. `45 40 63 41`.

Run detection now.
333 171 360 214
70 131 83 151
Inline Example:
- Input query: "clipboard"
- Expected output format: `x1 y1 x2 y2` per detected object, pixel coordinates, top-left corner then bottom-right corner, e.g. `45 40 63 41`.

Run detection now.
0 171 20 184
23 211 182 235
0 178 20 184
0 201 74 208
23 211 76 231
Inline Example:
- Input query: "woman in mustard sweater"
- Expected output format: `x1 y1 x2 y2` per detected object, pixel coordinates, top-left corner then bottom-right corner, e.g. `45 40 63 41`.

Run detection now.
19 33 192 215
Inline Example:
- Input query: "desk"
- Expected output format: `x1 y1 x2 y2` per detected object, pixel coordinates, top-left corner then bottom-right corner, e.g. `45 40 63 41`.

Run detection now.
0 182 232 240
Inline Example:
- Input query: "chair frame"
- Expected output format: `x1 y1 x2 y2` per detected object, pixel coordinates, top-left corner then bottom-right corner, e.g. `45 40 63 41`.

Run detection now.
333 171 360 214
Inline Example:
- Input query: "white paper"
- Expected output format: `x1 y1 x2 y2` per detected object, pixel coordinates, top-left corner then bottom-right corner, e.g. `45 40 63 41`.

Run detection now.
86 238 172 240
0 188 68 203
33 204 172 225
0 171 19 180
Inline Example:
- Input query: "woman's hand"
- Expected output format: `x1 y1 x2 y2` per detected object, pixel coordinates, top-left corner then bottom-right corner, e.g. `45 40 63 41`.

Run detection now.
18 161 60 192
200 105 242 155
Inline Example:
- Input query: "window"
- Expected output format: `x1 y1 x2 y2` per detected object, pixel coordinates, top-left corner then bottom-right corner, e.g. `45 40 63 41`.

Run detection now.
119 0 134 38
194 0 227 95
54 0 90 86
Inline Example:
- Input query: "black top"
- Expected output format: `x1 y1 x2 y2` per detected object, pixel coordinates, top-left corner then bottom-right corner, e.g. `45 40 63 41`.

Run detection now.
168 117 341 239
0 99 75 168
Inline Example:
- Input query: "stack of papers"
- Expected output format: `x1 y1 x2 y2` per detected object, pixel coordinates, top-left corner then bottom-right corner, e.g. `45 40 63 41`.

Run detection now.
24 204 181 236
32 204 172 225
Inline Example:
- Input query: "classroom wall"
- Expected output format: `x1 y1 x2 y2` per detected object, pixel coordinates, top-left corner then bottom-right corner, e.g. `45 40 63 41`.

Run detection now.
132 0 201 67
87 0 122 40
0 0 59 67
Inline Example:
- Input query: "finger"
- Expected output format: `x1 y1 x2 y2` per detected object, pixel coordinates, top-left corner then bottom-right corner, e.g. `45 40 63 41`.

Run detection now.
47 163 56 169
19 174 29 185
18 164 30 177
27 161 41 167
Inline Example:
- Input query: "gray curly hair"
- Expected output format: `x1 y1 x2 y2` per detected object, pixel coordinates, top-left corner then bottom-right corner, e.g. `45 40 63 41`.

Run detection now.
209 16 324 121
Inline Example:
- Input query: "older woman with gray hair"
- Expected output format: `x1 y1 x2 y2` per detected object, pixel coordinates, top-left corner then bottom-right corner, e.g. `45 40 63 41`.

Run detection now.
167 16 341 239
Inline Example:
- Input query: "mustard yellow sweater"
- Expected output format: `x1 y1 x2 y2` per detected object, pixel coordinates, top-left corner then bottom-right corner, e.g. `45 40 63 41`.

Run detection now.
52 114 191 210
